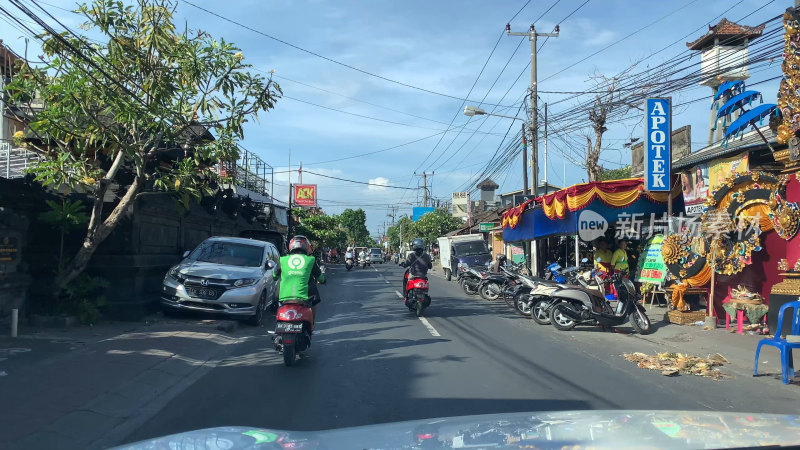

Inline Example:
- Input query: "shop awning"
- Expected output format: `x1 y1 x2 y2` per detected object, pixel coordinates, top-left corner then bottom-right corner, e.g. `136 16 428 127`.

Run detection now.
502 179 683 242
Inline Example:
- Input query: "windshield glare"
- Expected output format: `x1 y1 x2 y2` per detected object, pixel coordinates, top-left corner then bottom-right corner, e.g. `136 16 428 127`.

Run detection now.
454 242 488 256
189 242 264 267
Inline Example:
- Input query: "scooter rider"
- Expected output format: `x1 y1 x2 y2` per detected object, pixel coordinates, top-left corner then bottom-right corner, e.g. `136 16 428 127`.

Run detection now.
402 238 432 279
273 235 326 317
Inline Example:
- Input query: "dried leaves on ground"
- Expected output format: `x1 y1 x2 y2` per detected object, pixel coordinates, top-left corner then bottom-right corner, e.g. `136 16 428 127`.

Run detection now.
623 352 730 380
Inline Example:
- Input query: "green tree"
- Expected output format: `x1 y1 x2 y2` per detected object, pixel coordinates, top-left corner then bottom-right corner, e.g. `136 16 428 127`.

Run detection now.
409 208 463 245
38 199 89 271
597 166 633 181
386 215 413 250
6 0 280 292
339 208 371 245
291 208 347 250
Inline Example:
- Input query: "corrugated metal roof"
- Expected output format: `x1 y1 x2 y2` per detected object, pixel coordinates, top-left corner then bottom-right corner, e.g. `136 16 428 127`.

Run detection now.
672 126 776 170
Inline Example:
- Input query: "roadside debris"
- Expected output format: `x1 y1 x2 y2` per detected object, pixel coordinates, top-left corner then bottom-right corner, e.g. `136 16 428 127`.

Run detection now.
623 352 730 380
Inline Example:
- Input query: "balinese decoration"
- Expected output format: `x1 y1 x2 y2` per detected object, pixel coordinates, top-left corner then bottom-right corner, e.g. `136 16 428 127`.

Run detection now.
539 178 674 220
777 8 800 145
715 90 762 127
722 104 779 146
768 175 800 240
662 225 710 310
701 171 779 275
501 199 533 229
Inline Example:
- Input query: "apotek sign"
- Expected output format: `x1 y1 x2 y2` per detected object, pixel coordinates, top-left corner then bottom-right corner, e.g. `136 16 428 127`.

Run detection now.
293 184 317 207
644 98 671 192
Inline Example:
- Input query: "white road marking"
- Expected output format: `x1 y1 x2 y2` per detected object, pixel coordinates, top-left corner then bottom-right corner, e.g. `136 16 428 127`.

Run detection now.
394 290 403 298
418 317 441 337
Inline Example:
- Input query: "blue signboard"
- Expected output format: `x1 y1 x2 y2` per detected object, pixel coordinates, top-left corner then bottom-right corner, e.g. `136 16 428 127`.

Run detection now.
644 97 671 192
412 206 435 222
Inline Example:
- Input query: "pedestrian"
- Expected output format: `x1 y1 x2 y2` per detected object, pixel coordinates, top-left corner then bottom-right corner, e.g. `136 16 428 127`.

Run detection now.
592 238 613 273
611 239 630 274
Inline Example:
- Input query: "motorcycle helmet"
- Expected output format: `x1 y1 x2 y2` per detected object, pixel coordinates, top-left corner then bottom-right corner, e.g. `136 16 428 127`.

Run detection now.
497 254 507 263
412 238 424 256
288 235 311 255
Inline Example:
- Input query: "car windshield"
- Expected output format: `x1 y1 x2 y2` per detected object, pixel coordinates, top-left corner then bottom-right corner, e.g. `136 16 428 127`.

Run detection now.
370 249 381 255
189 241 264 267
454 241 488 256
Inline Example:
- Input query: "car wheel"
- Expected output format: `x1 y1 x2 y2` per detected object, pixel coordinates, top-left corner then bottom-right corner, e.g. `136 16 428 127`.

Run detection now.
444 268 451 281
246 291 267 326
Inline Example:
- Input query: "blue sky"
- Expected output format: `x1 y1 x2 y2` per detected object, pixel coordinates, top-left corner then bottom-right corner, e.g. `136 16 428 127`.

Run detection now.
0 0 784 235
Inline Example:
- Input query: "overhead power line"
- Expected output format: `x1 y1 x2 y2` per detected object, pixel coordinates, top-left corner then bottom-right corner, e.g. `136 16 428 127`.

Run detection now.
301 170 419 190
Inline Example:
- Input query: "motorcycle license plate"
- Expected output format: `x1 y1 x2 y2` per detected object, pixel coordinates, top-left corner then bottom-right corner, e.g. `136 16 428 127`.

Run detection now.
276 322 303 333
185 287 220 299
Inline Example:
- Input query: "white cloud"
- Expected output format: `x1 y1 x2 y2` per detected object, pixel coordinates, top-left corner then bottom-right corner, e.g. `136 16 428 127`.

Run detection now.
367 177 389 191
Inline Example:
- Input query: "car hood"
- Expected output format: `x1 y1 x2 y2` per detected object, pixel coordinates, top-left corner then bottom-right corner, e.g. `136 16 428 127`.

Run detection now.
114 410 800 449
177 260 262 280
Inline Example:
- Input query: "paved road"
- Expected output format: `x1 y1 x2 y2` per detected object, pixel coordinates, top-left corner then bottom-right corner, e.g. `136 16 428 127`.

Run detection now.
124 262 800 443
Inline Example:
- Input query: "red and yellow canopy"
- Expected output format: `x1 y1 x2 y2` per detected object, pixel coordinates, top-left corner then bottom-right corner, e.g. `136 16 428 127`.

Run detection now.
540 178 673 219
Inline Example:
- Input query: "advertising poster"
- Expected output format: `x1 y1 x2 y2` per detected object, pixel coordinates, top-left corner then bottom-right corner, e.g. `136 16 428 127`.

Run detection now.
635 234 668 286
293 184 317 207
452 192 469 218
680 163 709 215
509 243 525 263
708 152 749 192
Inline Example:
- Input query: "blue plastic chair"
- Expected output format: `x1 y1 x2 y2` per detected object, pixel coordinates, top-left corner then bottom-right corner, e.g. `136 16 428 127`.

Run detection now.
754 300 800 384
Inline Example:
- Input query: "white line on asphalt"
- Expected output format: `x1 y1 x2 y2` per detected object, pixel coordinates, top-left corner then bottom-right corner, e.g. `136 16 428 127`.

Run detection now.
394 290 403 298
418 317 441 337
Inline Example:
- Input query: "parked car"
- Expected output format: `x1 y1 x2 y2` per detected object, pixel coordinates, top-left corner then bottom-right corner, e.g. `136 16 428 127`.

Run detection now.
161 237 280 326
369 248 384 264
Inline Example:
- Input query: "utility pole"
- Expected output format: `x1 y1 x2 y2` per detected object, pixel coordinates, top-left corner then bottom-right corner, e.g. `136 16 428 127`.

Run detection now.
521 122 529 196
287 149 293 237
507 22 558 277
506 23 559 198
414 171 434 207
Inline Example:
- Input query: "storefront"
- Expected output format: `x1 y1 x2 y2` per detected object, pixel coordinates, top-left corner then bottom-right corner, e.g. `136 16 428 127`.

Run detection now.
501 179 681 275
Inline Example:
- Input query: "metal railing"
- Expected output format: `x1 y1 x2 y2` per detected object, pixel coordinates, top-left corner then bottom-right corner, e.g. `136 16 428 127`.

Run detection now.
0 142 40 179
216 148 274 196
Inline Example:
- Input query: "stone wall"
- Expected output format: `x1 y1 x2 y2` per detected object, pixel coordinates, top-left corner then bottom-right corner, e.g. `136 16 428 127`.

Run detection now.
2 177 286 320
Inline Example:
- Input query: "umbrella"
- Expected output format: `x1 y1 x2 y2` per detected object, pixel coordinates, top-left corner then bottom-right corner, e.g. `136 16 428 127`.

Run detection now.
716 91 762 120
713 80 745 101
723 103 778 141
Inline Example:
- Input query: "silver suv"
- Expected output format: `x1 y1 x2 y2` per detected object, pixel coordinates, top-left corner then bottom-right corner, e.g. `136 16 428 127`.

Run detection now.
161 237 280 325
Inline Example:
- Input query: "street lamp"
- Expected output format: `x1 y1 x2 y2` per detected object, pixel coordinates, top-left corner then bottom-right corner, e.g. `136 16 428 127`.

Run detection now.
463 105 525 122
464 105 536 275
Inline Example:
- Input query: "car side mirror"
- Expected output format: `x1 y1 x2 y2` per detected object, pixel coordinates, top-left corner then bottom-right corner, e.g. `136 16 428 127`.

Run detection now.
182 250 190 258
266 260 276 269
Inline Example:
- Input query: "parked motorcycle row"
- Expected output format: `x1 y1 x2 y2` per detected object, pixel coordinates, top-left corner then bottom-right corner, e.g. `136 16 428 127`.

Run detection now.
454 260 652 335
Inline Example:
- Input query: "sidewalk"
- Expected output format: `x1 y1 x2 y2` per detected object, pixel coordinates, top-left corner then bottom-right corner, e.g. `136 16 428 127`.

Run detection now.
0 315 250 450
631 304 779 379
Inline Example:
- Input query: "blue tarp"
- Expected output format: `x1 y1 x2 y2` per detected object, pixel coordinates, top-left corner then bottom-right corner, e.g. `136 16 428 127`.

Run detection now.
502 196 682 242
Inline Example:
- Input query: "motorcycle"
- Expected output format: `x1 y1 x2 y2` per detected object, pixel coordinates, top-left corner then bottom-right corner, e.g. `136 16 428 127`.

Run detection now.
477 262 523 301
273 268 326 367
359 255 369 268
345 252 354 271
457 265 485 296
402 268 431 317
548 271 651 334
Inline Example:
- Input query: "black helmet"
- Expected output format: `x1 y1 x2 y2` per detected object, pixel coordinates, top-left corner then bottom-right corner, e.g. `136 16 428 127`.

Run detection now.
412 238 424 255
497 254 507 262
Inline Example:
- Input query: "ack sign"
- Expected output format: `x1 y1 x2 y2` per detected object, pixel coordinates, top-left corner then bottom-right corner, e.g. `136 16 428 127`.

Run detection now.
644 98 671 192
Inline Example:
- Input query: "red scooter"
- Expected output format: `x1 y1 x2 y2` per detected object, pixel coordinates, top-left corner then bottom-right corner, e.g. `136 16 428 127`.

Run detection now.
403 269 431 317
273 269 325 367
274 301 314 366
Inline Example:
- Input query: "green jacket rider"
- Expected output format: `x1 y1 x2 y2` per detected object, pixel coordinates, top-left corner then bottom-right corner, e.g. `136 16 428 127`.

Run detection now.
273 235 326 305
